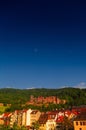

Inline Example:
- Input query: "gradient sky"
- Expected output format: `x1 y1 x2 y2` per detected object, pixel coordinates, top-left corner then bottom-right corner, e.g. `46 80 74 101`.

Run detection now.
0 0 86 89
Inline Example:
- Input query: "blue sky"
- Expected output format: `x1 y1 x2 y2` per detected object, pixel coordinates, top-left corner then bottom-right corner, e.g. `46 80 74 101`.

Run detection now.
0 0 86 88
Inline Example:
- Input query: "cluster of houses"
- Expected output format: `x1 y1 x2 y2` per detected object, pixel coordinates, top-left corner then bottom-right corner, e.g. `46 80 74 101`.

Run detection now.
0 106 86 130
26 95 66 105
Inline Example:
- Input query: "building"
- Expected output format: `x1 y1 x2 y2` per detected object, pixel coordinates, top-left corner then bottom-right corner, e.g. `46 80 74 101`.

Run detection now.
10 109 32 127
2 112 12 126
25 109 32 126
0 114 4 125
38 113 48 130
74 112 86 130
46 111 57 130
30 110 41 126
27 95 66 105
10 110 18 127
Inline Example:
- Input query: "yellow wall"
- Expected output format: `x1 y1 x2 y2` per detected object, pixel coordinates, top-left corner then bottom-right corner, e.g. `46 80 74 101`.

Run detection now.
39 124 46 130
0 119 4 125
74 120 86 130
30 111 41 125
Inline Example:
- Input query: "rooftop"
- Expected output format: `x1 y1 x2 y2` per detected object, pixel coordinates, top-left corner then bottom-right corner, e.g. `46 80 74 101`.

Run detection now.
74 112 86 121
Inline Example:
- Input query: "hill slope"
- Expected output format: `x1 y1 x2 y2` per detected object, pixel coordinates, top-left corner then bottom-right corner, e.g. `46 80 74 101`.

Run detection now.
0 87 86 106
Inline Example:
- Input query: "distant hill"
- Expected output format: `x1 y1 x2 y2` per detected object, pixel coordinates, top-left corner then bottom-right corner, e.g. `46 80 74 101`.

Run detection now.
0 87 86 107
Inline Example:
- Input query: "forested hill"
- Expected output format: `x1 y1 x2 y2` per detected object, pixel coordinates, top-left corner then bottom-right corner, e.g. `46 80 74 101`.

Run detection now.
0 87 86 106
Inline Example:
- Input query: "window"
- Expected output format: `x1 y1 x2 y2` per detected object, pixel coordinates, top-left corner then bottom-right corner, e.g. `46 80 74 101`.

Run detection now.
83 121 85 125
79 128 82 130
76 122 78 125
80 122 82 125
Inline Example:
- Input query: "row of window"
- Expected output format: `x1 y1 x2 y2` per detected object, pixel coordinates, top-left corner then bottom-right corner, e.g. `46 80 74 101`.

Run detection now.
76 121 86 125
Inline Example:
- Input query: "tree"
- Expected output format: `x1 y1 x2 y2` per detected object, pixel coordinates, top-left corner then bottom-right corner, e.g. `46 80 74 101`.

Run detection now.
61 116 74 130
31 121 40 130
21 126 28 130
0 125 11 130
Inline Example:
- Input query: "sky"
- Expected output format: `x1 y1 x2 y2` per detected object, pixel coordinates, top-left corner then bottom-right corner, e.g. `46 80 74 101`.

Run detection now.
0 0 86 89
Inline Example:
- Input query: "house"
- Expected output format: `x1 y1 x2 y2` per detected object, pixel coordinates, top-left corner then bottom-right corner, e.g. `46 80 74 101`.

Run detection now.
0 103 4 106
38 111 57 130
74 112 86 130
22 109 27 126
2 112 12 126
22 109 32 126
46 119 56 130
0 114 4 125
10 109 32 127
17 110 22 127
46 111 57 130
56 110 69 130
30 110 41 126
10 110 18 127
38 113 48 130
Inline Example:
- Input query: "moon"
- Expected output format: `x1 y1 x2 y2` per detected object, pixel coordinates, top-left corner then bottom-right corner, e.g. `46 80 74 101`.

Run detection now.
34 48 38 53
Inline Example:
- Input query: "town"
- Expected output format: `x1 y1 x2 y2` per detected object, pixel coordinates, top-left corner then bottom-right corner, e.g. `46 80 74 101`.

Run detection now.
0 95 86 130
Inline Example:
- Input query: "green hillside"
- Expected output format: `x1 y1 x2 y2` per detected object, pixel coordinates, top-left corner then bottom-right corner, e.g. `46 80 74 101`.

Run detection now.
0 87 86 112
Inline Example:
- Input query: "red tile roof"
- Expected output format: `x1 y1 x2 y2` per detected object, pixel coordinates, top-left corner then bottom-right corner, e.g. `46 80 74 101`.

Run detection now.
38 114 48 124
3 113 11 118
56 116 64 123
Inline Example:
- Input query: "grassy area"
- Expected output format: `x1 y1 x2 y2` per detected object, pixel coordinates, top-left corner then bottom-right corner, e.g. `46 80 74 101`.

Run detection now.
0 106 8 114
